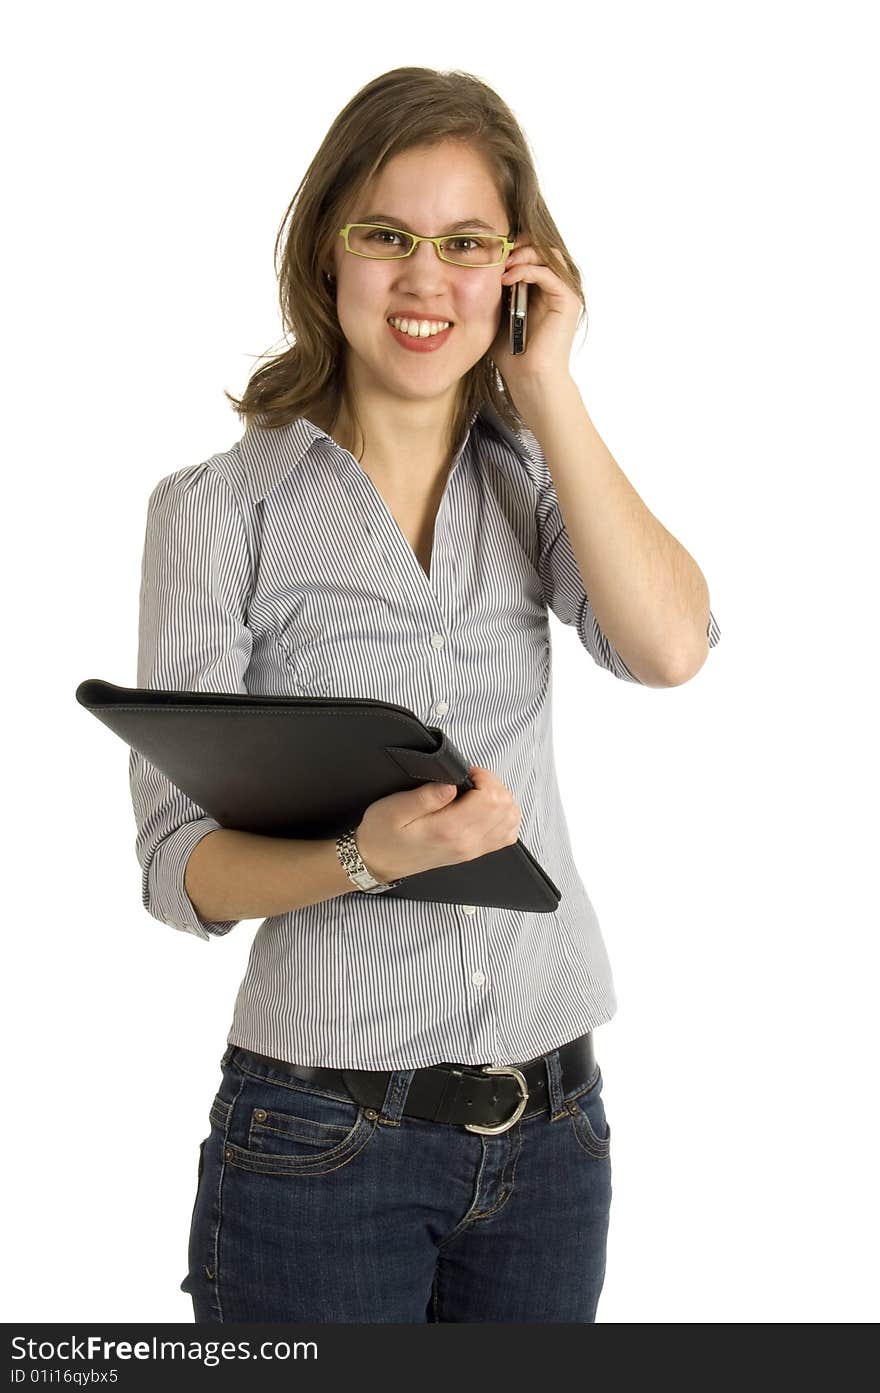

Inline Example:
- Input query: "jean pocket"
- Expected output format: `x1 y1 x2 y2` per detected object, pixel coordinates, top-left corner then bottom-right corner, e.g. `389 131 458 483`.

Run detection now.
222 1081 380 1177
568 1069 611 1160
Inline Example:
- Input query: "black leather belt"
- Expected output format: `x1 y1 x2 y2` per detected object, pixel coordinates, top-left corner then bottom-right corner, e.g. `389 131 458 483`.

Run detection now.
227 1031 596 1136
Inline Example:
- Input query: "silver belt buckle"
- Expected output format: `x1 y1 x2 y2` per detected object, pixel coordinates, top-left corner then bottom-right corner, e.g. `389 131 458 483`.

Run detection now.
464 1064 529 1135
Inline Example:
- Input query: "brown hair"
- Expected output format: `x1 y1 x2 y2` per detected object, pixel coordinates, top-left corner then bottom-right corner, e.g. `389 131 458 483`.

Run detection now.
224 66 588 462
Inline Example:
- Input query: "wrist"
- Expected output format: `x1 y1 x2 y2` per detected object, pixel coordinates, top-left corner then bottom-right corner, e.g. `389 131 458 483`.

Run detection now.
334 827 402 894
327 837 359 894
513 371 579 431
352 831 383 883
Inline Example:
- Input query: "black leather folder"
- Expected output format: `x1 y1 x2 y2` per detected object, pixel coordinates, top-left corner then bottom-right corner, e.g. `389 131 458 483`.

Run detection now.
76 679 562 913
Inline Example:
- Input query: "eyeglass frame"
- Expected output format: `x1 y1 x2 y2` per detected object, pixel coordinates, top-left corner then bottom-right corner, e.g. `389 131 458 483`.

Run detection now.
338 222 516 268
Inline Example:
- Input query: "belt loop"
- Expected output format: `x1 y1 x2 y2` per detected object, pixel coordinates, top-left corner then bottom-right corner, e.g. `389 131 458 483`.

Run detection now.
544 1046 567 1120
377 1069 415 1126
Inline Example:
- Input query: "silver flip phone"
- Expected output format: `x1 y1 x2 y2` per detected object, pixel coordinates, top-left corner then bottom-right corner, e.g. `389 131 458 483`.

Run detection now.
508 280 528 355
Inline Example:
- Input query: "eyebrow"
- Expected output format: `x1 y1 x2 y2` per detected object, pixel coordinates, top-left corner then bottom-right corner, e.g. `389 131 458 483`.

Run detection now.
357 213 499 234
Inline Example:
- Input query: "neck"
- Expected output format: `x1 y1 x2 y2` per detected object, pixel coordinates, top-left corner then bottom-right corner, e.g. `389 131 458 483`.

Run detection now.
328 394 458 493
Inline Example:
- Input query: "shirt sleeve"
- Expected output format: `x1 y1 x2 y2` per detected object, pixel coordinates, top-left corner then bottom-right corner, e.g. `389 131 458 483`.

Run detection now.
129 461 254 941
524 425 721 682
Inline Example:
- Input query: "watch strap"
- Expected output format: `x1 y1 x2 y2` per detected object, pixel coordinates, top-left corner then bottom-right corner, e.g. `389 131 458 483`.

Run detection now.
335 828 403 894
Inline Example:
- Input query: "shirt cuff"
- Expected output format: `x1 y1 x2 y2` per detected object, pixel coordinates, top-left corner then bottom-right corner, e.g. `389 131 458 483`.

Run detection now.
143 817 239 940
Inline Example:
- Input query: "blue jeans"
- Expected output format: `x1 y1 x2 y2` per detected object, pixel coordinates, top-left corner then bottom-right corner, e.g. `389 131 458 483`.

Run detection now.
180 1038 612 1322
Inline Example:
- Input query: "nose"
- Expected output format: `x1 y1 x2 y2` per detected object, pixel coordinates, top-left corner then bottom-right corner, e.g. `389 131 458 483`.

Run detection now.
405 238 447 272
414 238 443 263
394 241 449 294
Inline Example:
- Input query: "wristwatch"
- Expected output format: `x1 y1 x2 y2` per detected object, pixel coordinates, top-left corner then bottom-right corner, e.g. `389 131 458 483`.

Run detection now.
335 828 403 894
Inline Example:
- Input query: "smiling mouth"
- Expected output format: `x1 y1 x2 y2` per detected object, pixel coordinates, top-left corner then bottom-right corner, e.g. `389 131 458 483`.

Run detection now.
386 316 453 337
385 318 455 354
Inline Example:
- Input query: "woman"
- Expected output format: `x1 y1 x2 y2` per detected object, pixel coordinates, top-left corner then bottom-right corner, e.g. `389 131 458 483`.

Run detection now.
130 66 720 1323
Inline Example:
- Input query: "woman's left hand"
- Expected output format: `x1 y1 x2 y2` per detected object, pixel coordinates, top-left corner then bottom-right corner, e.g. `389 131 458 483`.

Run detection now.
490 243 582 400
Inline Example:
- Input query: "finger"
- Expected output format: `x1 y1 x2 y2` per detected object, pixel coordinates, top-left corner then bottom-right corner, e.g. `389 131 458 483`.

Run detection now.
506 245 565 268
500 262 557 285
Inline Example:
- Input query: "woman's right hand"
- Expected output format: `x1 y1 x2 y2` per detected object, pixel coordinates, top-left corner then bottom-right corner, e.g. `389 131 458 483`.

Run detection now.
355 765 522 884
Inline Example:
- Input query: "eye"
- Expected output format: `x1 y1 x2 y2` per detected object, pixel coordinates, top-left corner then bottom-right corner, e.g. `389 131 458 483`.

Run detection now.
445 237 484 252
366 227 403 245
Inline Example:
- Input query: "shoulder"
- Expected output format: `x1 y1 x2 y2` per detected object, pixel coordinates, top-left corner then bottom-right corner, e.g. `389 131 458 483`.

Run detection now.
147 441 251 519
474 404 550 499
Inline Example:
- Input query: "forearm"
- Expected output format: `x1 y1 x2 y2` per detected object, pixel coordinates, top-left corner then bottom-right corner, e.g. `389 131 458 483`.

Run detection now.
518 374 713 685
184 828 357 921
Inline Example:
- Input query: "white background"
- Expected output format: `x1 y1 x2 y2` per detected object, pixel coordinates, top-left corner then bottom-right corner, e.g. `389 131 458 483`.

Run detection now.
4 0 877 1324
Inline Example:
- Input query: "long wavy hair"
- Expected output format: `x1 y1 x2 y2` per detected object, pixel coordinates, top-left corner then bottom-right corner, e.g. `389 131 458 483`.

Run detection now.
225 66 588 463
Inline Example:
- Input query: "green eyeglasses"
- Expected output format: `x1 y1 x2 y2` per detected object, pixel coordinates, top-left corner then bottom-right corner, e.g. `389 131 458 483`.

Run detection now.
338 222 515 268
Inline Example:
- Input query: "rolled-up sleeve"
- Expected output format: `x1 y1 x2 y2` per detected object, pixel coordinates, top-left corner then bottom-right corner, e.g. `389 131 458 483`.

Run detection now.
129 462 254 940
525 425 720 681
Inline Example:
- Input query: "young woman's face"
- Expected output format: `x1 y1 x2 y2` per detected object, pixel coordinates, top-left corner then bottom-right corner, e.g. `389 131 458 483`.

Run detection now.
329 141 511 403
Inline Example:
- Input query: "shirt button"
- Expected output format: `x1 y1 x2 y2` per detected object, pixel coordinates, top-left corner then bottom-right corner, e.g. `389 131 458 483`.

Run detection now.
461 904 477 914
434 701 449 716
471 970 486 986
430 632 445 649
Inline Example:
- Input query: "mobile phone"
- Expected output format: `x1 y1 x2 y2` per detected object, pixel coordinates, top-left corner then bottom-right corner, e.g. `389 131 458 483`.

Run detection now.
508 280 528 355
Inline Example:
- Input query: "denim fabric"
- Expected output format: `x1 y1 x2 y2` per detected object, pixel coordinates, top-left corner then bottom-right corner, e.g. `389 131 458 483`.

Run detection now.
180 1038 612 1323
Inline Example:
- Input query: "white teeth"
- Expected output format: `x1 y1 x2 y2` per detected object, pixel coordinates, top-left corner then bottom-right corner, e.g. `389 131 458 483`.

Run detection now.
388 316 451 337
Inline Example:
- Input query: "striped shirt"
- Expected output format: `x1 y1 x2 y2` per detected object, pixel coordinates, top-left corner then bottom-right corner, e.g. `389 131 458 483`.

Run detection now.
130 400 720 1069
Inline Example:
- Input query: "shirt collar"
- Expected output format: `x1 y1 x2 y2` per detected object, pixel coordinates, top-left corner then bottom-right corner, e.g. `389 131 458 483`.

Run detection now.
238 400 537 505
